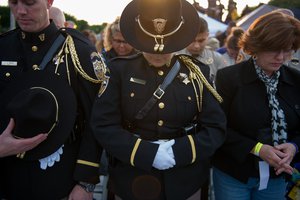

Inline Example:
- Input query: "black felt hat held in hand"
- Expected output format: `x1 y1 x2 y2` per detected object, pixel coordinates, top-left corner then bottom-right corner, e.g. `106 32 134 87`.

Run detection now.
2 71 77 160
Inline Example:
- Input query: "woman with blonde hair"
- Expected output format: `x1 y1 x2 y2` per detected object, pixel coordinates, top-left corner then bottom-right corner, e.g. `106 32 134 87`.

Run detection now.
102 16 137 61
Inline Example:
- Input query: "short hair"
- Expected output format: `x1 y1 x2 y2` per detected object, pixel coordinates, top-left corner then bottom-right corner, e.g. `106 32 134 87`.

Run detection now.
239 12 300 55
198 17 209 34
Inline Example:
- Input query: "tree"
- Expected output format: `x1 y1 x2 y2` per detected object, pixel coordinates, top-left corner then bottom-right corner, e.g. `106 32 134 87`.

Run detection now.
268 0 300 9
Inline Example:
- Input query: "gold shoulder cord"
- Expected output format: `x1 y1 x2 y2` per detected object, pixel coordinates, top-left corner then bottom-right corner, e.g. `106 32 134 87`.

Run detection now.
65 35 102 84
178 55 223 112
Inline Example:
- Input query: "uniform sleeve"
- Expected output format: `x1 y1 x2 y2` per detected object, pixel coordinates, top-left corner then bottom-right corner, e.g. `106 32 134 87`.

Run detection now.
172 64 227 167
91 63 158 172
71 38 102 183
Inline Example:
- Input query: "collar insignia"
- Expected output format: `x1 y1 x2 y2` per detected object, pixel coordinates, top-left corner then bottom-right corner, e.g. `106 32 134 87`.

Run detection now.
21 32 26 39
39 34 45 41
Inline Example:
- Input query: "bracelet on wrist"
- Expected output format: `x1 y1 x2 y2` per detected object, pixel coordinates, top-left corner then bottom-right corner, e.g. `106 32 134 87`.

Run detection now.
253 142 263 157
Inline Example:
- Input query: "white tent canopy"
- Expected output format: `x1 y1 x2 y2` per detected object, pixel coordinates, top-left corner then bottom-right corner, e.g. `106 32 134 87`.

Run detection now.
198 12 227 37
237 4 278 31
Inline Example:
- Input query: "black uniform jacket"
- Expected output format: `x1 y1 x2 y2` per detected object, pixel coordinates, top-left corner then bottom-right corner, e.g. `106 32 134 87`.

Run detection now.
213 58 300 183
91 53 226 200
0 22 102 199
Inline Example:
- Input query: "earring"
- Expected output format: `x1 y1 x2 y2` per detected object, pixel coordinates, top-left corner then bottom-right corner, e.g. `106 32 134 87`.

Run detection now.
252 54 257 60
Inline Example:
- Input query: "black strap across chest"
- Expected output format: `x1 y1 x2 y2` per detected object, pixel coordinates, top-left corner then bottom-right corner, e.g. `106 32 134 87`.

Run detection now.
135 60 181 120
39 34 65 70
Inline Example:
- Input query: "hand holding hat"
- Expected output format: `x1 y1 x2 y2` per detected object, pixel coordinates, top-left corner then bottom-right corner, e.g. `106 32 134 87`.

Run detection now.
0 71 77 160
0 118 47 158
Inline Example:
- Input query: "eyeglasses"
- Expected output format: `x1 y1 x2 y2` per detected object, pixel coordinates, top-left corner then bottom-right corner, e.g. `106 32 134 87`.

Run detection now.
265 49 294 57
112 38 128 45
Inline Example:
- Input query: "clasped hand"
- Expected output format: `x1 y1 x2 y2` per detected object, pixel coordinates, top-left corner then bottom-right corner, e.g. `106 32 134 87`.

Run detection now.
152 139 175 170
259 143 296 175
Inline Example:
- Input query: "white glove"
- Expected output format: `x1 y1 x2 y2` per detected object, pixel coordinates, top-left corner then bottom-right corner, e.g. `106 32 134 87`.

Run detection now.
152 139 176 170
39 145 64 170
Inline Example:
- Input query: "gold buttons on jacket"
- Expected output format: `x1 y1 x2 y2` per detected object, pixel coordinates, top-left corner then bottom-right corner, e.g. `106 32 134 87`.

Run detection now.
5 72 10 77
188 96 192 101
158 120 164 126
130 92 135 97
158 102 165 109
32 64 39 70
32 46 38 52
158 70 164 76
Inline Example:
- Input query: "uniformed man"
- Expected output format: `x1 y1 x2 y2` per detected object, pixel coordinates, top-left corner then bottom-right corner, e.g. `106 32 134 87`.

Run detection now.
91 0 226 199
177 16 225 83
0 0 107 199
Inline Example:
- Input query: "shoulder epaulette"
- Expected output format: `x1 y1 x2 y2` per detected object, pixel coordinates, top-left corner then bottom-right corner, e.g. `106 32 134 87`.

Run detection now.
0 28 20 38
176 53 208 67
178 54 223 104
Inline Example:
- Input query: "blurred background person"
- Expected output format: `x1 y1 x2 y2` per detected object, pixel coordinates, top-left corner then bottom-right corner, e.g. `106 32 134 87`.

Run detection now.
216 21 237 50
65 20 77 29
207 37 220 51
102 16 137 61
213 11 300 200
82 29 98 47
178 16 225 83
49 6 65 28
222 27 245 66
288 49 300 71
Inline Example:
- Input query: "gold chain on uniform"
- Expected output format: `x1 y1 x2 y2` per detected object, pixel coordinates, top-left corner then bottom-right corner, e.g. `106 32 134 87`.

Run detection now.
65 35 102 84
179 55 223 104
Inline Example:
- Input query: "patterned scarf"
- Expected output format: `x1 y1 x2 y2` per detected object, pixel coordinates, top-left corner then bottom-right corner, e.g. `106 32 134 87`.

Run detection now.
254 62 287 146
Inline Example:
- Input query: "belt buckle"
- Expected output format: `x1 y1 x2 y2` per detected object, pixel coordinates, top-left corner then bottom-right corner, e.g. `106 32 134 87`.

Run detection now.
153 86 165 99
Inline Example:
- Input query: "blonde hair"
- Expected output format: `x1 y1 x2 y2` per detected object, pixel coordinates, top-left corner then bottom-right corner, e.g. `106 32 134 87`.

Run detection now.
103 16 121 51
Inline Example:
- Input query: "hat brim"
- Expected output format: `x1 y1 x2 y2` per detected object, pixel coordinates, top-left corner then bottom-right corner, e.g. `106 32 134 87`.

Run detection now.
0 71 77 160
120 0 200 54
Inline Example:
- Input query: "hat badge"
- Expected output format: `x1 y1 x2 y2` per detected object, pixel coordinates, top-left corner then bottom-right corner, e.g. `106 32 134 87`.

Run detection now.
136 15 184 52
153 18 167 34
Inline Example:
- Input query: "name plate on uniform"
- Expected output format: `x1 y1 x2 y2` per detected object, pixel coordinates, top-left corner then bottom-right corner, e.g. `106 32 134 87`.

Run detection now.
130 77 146 85
1 61 18 66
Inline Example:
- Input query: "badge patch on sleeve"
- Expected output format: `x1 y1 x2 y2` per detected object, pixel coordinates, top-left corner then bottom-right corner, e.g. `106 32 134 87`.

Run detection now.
90 52 110 97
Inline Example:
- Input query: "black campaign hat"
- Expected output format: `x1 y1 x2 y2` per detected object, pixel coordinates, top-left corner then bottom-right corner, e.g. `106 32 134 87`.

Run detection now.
0 71 77 160
120 0 200 54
